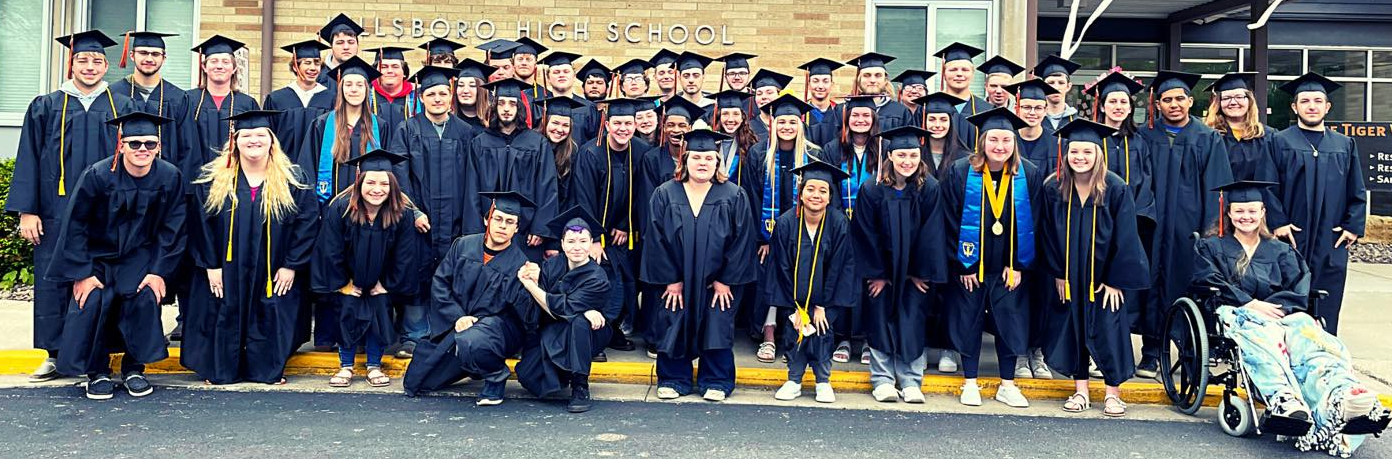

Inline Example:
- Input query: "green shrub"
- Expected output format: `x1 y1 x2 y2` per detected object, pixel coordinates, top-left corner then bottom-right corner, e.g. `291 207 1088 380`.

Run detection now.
0 158 34 289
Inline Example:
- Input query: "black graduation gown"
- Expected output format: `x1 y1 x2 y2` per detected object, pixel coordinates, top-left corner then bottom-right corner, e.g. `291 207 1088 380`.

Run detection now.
110 77 189 167
825 98 915 138
806 102 837 146
463 127 559 259
1134 117 1233 338
310 197 420 346
1191 236 1311 315
939 157 1046 361
402 234 530 396
7 88 134 350
182 90 259 180
1102 132 1157 222
389 114 476 266
954 95 992 151
1222 126 1279 182
1267 126 1365 333
458 113 485 132
817 139 877 213
521 83 553 128
46 159 186 376
1040 173 1150 385
369 89 418 122
852 180 947 356
768 208 858 362
1018 125 1060 177
262 85 335 162
641 181 757 359
515 257 614 397
569 139 645 334
297 111 402 202
747 140 835 244
636 144 680 229
182 170 319 384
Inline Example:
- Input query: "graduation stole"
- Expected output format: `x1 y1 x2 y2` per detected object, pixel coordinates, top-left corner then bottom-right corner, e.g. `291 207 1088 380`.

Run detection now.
957 161 1035 281
316 111 381 202
791 210 825 346
761 150 817 238
840 145 873 220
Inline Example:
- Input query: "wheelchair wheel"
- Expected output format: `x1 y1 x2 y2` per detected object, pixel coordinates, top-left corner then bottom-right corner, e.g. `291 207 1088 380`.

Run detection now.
1161 297 1209 415
1218 392 1256 437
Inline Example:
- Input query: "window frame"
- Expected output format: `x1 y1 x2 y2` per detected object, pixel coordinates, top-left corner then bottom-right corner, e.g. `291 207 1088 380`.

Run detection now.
76 0 202 89
865 0 1000 89
0 0 54 125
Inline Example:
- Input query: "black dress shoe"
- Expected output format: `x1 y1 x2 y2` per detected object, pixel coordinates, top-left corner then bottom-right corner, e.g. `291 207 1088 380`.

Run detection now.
568 382 592 413
608 337 636 352
593 351 608 362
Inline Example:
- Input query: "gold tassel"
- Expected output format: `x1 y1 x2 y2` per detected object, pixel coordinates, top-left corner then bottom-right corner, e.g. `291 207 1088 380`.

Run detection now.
225 199 237 262
58 94 70 196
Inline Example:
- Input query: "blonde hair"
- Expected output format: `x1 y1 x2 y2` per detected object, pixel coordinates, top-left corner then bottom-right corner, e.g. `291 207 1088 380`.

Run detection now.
764 115 820 186
195 128 310 223
1203 89 1265 139
1054 141 1109 204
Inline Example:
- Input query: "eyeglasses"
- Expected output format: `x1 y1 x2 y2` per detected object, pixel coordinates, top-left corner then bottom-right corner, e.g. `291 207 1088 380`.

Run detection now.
725 70 750 77
1220 94 1249 103
622 75 645 83
133 50 165 58
1017 105 1047 113
125 140 160 150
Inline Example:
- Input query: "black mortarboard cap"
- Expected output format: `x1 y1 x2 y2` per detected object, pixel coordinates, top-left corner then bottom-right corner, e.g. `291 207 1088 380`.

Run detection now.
410 66 458 91
1280 72 1342 96
330 56 381 82
841 95 879 112
798 57 844 76
125 31 176 49
847 52 895 70
344 148 408 172
1147 70 1202 94
716 52 757 70
1033 54 1081 77
538 96 587 118
751 69 793 90
599 98 644 117
1006 78 1060 101
675 51 712 72
635 96 660 114
967 107 1029 132
485 78 528 99
418 37 465 57
281 39 329 60
319 14 363 42
578 59 611 80
547 205 605 239
539 51 582 67
661 96 704 122
877 125 932 151
650 49 680 67
107 111 173 138
712 90 752 112
1212 180 1277 204
680 129 732 152
224 109 281 131
1053 119 1118 147
978 55 1025 76
934 42 984 64
479 190 537 216
1206 72 1257 93
454 58 495 80
193 35 245 56
1089 71 1144 98
791 159 851 185
892 69 936 87
913 92 965 115
512 37 548 56
615 58 652 77
762 93 813 118
367 46 411 62
478 39 519 59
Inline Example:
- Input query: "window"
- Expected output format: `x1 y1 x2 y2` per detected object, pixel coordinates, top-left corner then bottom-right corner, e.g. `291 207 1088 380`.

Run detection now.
1068 44 1111 72
1 0 48 115
1309 50 1367 78
1375 51 1392 79
1241 48 1303 76
1181 46 1238 75
1374 83 1392 121
869 1 994 97
1328 81 1366 122
1116 45 1160 73
88 0 199 88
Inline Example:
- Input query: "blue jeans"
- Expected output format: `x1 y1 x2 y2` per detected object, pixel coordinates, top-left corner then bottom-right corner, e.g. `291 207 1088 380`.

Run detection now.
339 330 385 368
656 349 735 395
869 347 927 390
398 278 431 344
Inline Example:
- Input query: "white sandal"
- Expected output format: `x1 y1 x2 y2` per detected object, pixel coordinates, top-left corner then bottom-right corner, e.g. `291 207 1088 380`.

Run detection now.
1102 395 1127 417
1062 393 1090 413
329 367 353 387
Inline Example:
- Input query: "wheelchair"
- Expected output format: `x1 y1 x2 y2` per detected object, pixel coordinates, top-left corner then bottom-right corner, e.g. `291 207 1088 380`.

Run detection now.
1158 283 1327 437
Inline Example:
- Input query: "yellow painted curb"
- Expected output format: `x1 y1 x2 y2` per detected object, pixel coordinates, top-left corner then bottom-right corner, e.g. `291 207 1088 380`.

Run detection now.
3 348 1389 410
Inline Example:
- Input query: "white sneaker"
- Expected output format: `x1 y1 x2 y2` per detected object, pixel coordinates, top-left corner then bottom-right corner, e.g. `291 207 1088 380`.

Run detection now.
937 351 959 373
1014 356 1034 379
29 357 59 382
702 388 727 402
960 383 982 406
872 383 899 402
774 381 802 401
656 386 681 399
1030 349 1054 379
995 384 1030 408
814 383 836 403
901 386 926 404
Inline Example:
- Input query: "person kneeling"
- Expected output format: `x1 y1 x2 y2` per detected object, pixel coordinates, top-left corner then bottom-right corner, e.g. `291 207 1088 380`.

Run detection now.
1193 180 1388 457
515 206 614 413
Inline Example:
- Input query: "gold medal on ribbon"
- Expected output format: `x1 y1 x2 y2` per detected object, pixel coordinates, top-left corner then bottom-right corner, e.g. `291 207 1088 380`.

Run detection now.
992 220 1004 236
983 169 1010 237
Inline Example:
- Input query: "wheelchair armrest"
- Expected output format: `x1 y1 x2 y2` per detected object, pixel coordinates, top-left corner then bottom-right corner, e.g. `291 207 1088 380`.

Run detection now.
1186 285 1221 298
1314 290 1329 300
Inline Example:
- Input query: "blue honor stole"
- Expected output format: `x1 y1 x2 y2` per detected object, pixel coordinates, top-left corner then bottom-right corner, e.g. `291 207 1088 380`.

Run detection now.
317 112 382 202
957 162 1035 273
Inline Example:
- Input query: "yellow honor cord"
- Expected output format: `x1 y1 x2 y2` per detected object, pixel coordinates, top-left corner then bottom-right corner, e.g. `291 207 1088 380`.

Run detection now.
1088 202 1098 303
58 94 70 196
225 198 237 262
1122 136 1130 184
791 213 825 345
626 147 635 250
1008 178 1016 287
1063 193 1072 301
982 169 1010 225
265 217 273 298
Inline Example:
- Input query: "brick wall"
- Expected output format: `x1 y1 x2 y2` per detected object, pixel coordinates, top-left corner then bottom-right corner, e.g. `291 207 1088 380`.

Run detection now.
201 0 868 100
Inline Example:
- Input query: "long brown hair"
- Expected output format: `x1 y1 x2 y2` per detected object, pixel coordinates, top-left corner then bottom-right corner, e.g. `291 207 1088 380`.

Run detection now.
838 110 881 180
545 114 579 178
1203 88 1266 139
335 170 409 228
877 143 928 188
1054 141 1109 204
714 107 758 162
332 76 378 163
455 76 491 128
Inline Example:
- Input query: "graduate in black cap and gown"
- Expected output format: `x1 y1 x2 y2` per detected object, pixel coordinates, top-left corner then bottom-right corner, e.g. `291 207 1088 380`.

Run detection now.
1034 55 1083 131
799 57 847 146
1040 120 1149 417
313 149 419 388
402 191 534 406
300 56 399 204
184 35 260 179
9 30 135 381
263 40 335 159
893 70 935 118
316 14 364 87
536 96 588 209
769 160 858 404
1268 73 1367 334
979 56 1025 111
643 129 757 402
365 46 419 119
538 51 599 146
825 53 914 136
746 69 795 144
464 78 559 261
941 108 1045 408
1087 71 1155 222
934 42 988 150
515 206 614 413
452 58 497 131
715 52 757 92
1133 70 1233 377
419 37 466 67
110 31 189 168
1202 72 1280 185
1006 78 1062 176
915 92 972 178
577 59 613 103
637 97 704 229
854 126 948 402
183 109 319 385
47 112 184 399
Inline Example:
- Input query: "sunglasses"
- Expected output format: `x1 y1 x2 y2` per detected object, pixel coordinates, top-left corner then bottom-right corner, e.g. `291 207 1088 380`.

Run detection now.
125 140 160 150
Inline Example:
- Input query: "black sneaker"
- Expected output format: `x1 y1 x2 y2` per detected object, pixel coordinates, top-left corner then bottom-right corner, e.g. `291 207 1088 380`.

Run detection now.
567 382 592 413
86 376 116 400
395 341 417 359
124 373 153 397
1134 358 1159 379
608 337 636 352
645 343 658 359
593 351 608 363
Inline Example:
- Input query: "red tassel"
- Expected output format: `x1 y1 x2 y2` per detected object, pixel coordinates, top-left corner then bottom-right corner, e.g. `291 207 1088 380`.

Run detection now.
119 32 131 69
609 73 619 99
803 70 809 102
1218 193 1226 237
595 105 607 146
839 102 849 145
719 62 727 92
920 109 928 146
1056 137 1063 174
66 36 75 80
110 127 123 172
939 61 945 92
521 91 533 130
1147 89 1155 130
1091 94 1099 122
196 47 205 88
